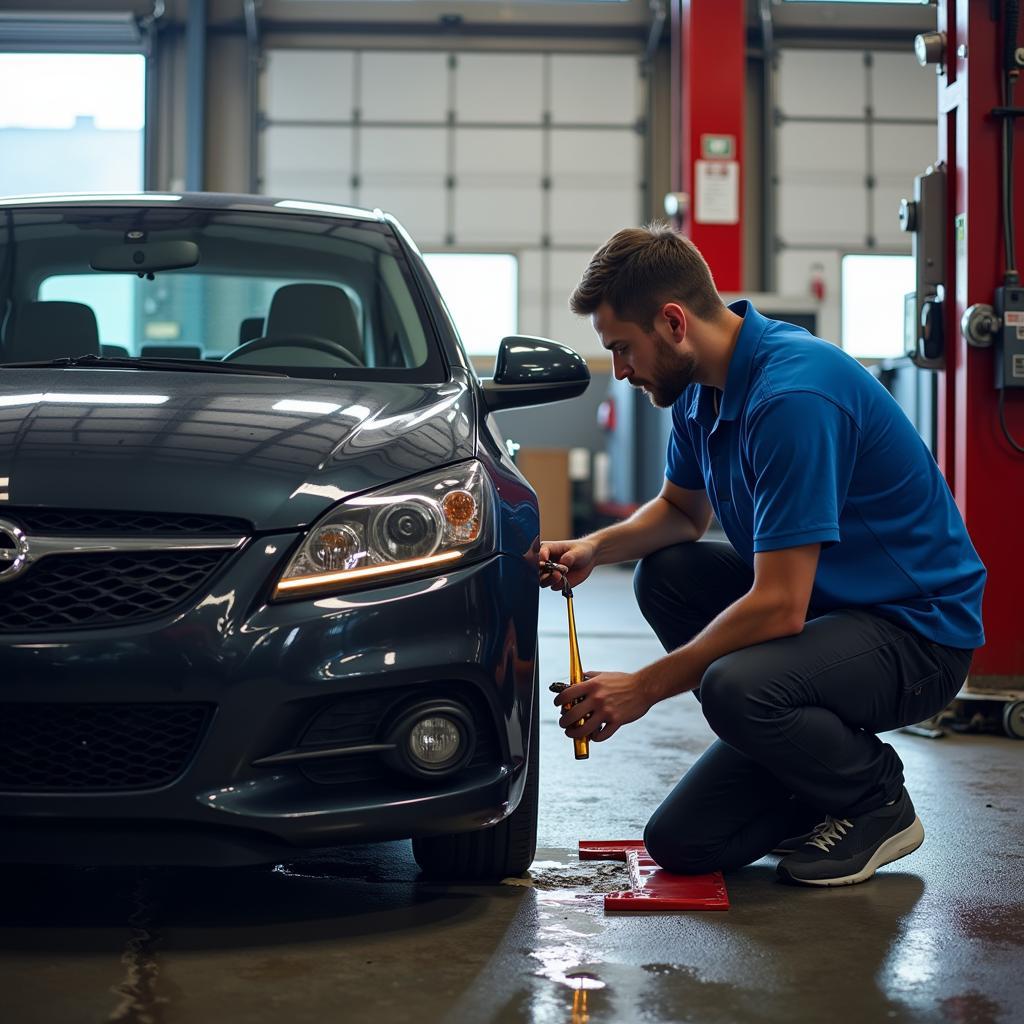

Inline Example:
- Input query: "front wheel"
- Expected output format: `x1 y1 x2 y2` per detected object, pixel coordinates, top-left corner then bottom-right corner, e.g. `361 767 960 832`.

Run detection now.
412 671 539 881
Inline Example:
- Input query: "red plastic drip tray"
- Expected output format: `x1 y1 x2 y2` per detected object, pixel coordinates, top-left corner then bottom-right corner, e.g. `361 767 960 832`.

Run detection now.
579 840 730 912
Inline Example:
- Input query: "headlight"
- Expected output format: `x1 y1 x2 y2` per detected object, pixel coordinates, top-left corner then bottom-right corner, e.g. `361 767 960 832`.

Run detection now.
273 460 494 598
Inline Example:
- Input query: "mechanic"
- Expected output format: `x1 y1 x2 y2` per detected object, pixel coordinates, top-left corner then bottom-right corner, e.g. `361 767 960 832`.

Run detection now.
539 223 986 887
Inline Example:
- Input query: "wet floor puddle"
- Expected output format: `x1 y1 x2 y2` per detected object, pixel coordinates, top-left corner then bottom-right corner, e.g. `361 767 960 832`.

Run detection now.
503 856 633 902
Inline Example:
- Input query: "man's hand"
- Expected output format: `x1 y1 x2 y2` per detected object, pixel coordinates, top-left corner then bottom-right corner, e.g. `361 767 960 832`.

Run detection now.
538 538 598 591
552 670 655 742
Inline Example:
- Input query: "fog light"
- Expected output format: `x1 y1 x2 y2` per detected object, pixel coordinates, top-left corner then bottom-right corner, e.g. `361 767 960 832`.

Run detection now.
384 701 477 778
409 716 462 766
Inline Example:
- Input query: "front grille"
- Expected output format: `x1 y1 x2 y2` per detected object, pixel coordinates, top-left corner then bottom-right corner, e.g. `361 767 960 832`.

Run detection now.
297 684 500 788
0 702 213 791
0 508 251 536
0 549 232 632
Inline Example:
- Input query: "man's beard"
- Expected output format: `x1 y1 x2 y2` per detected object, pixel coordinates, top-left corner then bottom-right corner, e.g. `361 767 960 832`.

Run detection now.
637 337 697 408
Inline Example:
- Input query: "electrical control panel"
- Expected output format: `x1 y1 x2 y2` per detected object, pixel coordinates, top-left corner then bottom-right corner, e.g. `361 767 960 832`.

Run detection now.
995 285 1024 389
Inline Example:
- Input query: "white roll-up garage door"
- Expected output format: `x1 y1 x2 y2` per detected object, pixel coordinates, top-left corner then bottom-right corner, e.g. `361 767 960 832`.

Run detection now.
259 47 646 356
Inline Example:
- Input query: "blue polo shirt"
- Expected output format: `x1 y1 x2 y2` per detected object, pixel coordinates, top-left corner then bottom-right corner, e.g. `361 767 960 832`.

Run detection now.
666 301 986 649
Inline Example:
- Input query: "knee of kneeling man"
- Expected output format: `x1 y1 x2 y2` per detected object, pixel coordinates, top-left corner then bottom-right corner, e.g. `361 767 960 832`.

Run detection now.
633 544 697 611
698 660 748 723
632 552 664 611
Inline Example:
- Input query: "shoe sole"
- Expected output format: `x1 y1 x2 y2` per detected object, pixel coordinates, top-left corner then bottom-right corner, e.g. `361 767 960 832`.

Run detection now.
777 816 925 887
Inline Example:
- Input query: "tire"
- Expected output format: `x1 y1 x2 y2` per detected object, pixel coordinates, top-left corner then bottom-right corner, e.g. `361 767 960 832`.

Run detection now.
412 668 539 881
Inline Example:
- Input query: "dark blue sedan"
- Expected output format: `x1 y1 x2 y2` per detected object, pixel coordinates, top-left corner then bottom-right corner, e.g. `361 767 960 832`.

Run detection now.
0 192 588 878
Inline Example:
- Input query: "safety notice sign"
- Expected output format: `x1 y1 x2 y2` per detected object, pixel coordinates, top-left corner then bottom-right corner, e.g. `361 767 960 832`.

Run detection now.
695 160 739 225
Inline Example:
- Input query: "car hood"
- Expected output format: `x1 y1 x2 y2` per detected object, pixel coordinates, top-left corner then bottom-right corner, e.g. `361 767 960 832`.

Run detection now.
0 369 477 531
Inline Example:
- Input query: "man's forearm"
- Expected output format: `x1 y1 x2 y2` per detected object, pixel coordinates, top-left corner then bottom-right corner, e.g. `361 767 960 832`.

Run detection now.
638 588 802 704
586 495 705 566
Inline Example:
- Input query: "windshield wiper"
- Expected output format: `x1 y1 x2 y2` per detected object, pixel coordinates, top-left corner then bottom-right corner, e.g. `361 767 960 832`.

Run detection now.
0 354 290 377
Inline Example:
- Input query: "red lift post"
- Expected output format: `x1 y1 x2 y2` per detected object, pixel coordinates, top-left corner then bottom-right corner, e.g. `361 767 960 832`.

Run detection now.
936 1 1024 696
672 0 746 292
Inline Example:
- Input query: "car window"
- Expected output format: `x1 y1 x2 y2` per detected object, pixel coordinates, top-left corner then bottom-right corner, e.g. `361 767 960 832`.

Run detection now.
0 207 446 382
39 273 367 360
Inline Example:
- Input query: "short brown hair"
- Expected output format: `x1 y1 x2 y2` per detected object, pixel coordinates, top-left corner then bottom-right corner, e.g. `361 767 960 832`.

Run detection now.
569 223 725 329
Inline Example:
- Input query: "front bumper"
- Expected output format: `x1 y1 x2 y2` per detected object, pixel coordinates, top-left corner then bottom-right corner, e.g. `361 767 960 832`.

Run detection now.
0 548 538 865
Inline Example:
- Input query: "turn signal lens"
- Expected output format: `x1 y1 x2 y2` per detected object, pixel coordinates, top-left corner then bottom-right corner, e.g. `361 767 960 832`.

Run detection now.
441 489 479 542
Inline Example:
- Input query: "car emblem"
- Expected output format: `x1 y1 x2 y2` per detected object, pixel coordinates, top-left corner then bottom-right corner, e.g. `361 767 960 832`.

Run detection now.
0 518 30 583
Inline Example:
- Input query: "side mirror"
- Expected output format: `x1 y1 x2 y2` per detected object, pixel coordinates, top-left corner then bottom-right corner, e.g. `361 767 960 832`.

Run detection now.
480 335 590 412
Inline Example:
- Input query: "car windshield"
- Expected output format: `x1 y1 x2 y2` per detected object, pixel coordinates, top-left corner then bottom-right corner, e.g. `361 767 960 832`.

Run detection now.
0 205 446 382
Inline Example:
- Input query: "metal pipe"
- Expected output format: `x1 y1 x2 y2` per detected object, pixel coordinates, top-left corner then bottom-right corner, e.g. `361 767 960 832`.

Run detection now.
642 1 666 223
759 0 777 291
644 0 667 66
185 0 206 191
138 1 165 191
244 0 260 194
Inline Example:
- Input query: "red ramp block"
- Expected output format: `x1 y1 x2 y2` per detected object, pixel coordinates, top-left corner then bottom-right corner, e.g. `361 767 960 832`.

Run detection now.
579 840 730 912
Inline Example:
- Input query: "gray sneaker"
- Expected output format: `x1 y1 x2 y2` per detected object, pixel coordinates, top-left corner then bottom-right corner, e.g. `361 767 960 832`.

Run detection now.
776 788 924 887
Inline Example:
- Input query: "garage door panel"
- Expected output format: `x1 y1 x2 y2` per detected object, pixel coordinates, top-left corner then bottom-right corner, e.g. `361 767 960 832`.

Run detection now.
873 123 936 177
551 130 638 183
360 52 448 123
550 54 639 125
778 182 868 247
454 54 544 124
778 122 867 178
455 189 543 247
872 52 938 120
455 128 544 179
778 50 866 119
361 127 447 178
263 126 354 204
550 188 638 249
265 50 355 122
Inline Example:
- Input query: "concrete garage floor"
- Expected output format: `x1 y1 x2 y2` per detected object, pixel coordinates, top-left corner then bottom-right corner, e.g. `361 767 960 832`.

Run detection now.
1 566 1021 1024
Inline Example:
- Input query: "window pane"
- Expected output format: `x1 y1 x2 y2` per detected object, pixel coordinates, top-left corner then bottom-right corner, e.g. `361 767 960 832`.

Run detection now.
423 253 517 357
841 254 916 359
0 53 144 195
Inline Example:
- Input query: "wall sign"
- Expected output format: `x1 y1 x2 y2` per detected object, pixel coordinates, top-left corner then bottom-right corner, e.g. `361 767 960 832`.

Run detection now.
695 160 739 225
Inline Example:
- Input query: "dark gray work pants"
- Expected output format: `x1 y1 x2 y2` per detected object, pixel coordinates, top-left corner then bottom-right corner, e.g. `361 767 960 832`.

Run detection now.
636 541 974 874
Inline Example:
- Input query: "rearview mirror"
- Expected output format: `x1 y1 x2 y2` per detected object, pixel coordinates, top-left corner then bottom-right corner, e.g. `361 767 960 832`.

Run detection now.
90 240 200 273
480 335 590 412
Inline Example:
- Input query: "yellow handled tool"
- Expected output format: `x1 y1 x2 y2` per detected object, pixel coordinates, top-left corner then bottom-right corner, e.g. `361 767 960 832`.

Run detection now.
543 560 589 760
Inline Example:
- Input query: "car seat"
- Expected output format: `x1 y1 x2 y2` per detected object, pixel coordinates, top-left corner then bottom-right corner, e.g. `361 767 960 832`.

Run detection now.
4 301 101 362
263 283 364 364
